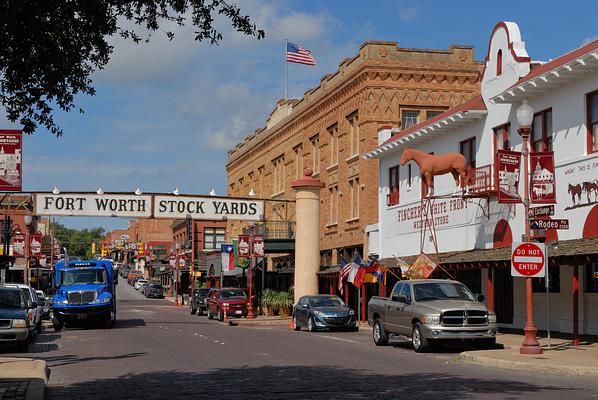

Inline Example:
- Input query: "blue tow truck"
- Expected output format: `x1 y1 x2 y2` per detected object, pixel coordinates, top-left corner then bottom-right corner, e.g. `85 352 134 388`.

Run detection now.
51 259 117 331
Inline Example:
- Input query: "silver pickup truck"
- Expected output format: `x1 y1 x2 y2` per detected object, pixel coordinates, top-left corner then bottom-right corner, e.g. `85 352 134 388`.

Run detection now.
368 279 497 352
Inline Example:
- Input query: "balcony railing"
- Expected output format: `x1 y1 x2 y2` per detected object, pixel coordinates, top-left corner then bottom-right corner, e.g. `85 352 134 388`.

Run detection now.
243 221 295 240
469 164 496 194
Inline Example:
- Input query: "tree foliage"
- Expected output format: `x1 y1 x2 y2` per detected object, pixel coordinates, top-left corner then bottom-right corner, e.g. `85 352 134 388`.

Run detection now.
0 1 264 135
53 222 105 259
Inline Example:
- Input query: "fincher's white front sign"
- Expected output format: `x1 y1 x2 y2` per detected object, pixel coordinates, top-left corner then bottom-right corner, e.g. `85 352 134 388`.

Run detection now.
34 193 152 218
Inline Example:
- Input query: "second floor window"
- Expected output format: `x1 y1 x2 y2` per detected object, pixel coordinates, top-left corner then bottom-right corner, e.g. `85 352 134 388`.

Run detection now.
293 144 304 179
349 177 360 219
328 185 338 224
588 90 598 153
459 137 476 169
204 227 225 250
402 110 420 130
493 123 511 151
347 112 359 156
272 156 285 194
388 165 400 206
310 135 320 173
328 123 338 166
532 109 553 152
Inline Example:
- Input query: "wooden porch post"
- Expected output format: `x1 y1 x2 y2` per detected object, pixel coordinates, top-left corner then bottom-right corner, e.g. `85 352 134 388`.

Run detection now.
573 264 580 346
487 268 494 312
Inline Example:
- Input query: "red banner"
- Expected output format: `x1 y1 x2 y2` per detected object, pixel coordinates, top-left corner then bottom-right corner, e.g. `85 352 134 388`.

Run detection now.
12 233 25 258
30 234 43 258
0 130 22 191
530 151 556 204
238 235 250 257
252 235 264 257
497 150 522 204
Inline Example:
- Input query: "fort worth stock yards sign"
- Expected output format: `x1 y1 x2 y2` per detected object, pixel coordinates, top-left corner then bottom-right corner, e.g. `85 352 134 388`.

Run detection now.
34 193 265 221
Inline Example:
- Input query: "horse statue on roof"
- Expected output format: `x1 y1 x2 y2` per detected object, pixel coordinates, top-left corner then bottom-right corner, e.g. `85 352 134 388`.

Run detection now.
400 147 470 196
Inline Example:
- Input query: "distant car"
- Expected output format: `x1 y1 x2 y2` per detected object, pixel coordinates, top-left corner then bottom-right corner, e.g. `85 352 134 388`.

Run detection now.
142 283 164 298
5 284 43 335
0 286 33 352
190 288 211 316
127 271 143 285
206 288 248 321
134 279 149 290
292 295 357 332
35 290 51 320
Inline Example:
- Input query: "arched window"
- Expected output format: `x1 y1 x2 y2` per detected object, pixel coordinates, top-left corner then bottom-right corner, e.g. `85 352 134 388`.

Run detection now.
496 49 503 76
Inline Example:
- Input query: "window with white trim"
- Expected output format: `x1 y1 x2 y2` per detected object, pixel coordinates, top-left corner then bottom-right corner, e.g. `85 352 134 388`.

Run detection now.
327 123 338 166
347 112 359 156
310 134 320 174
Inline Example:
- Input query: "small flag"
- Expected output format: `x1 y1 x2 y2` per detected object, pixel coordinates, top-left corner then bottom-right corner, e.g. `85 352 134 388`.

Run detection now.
347 256 363 284
221 244 235 272
338 258 351 294
287 42 316 66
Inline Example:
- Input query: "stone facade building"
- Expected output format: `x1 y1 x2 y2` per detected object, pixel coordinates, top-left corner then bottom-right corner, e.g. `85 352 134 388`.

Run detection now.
226 40 483 274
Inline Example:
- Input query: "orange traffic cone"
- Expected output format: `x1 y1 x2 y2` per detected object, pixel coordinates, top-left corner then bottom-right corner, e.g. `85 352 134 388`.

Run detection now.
223 306 228 323
289 316 294 331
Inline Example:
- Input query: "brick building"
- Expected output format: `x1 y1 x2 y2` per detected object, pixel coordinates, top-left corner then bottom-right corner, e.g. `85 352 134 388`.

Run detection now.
226 40 483 280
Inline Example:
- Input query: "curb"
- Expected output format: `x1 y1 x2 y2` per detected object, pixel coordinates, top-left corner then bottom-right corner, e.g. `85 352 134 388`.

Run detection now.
458 351 598 377
25 378 45 400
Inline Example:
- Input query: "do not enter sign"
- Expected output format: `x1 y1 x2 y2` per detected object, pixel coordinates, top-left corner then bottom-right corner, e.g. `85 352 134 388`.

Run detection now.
511 242 546 278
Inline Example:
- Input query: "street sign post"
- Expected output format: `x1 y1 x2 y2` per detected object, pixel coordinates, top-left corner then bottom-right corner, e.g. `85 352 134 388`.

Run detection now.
511 242 546 278
530 219 569 230
528 205 554 218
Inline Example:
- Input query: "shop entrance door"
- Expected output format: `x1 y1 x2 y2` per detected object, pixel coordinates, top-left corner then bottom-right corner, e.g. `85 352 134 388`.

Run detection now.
493 268 513 324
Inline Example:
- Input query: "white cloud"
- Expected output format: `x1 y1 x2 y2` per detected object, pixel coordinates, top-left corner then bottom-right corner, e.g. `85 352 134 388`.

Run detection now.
399 7 419 22
207 111 251 150
582 35 598 45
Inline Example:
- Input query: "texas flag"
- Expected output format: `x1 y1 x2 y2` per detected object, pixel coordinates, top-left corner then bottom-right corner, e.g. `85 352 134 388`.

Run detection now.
220 244 235 272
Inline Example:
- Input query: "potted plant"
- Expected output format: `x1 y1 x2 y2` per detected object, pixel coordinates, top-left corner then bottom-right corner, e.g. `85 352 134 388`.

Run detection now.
278 292 293 317
261 289 275 316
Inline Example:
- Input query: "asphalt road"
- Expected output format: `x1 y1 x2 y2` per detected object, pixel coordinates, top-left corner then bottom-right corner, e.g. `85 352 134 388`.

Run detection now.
7 283 598 399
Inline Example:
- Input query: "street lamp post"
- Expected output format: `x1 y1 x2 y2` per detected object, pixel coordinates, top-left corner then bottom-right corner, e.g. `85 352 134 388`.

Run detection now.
24 214 32 285
175 242 180 307
246 226 256 320
516 100 543 355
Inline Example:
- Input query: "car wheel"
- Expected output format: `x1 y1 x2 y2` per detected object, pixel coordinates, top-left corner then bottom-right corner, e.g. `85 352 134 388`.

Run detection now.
412 322 429 353
217 308 224 322
293 315 301 331
197 308 203 317
53 317 64 332
372 319 388 346
190 306 197 315
16 339 29 353
307 316 316 332
207 309 213 320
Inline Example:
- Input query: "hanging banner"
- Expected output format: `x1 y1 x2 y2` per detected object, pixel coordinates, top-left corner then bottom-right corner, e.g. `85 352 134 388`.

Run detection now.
0 130 22 191
30 234 43 258
406 253 437 279
12 233 25 258
238 235 250 257
252 235 264 257
497 150 522 204
530 151 556 204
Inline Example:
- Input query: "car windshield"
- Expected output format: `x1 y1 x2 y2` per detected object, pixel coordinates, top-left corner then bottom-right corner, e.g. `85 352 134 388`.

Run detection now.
0 289 24 308
220 290 246 299
413 282 476 302
196 289 210 297
309 296 344 307
62 269 107 286
149 284 162 289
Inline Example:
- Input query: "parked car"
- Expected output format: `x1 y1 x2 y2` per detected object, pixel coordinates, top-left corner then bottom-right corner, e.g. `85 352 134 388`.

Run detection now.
35 290 51 320
292 295 357 332
127 271 143 285
0 286 33 352
120 266 131 278
4 284 43 335
206 288 248 321
142 283 164 298
190 288 211 316
368 279 497 352
134 279 149 290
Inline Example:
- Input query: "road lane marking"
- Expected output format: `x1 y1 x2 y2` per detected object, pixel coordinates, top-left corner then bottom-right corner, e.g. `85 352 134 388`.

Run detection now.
316 335 360 344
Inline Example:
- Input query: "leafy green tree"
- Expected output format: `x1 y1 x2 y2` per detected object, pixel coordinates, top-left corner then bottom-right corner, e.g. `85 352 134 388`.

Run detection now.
53 223 105 258
0 1 264 135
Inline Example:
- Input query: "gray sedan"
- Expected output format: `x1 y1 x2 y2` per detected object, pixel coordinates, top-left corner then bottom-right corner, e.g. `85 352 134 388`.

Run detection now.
292 295 357 332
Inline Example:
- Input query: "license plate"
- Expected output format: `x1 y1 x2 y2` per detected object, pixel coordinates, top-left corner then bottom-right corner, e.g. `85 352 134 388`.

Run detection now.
235 310 242 315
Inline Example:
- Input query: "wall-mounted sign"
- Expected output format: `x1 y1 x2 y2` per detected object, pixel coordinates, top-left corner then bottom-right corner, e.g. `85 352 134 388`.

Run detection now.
0 130 22 191
528 205 554 218
153 195 264 221
530 151 556 204
497 150 522 204
34 193 152 218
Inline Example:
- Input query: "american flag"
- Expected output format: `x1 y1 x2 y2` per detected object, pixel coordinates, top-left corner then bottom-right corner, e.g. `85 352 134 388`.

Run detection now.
338 258 351 294
287 42 316 66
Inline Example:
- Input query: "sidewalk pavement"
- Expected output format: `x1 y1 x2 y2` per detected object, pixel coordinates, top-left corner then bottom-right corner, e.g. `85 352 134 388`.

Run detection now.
0 357 49 400
458 332 598 377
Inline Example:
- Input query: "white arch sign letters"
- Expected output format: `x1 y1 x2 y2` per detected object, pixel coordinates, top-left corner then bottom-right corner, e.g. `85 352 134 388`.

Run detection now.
34 192 265 221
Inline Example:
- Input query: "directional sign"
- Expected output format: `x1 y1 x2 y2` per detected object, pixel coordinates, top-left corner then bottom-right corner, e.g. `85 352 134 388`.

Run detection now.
530 219 569 230
528 205 554 218
511 242 546 278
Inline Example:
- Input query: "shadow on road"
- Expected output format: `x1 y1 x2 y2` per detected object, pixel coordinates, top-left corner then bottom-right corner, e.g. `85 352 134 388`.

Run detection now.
40 352 146 368
45 366 575 399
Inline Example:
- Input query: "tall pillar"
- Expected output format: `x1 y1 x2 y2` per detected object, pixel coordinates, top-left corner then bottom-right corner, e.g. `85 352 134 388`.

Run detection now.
292 168 324 303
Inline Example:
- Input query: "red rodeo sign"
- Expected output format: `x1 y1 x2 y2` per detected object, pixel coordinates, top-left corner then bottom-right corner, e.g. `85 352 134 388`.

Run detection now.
530 151 556 204
497 150 522 204
0 130 22 191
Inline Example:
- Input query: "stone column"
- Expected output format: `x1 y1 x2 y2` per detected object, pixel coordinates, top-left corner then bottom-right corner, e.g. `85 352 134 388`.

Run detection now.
291 168 324 303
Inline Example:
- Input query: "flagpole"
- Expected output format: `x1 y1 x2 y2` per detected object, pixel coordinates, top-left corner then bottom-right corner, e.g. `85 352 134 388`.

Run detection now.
284 39 288 100
357 286 361 327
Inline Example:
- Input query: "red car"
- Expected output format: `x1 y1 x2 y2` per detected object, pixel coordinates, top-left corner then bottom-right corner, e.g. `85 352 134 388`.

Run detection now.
206 288 248 321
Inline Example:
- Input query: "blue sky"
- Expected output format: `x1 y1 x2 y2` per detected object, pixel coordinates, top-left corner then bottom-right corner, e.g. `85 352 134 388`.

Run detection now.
2 0 597 231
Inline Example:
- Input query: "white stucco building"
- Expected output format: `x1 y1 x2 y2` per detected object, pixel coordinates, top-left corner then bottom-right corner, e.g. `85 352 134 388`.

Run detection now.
365 22 598 335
